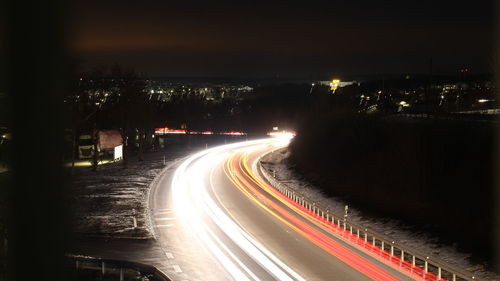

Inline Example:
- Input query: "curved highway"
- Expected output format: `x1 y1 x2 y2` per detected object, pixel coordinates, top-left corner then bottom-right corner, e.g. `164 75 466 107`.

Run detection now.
149 137 419 281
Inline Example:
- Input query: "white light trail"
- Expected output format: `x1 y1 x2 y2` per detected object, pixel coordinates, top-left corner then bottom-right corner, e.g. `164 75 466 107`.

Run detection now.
171 139 303 281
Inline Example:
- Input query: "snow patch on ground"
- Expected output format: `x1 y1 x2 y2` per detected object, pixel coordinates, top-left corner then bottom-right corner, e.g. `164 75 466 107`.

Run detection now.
261 148 498 280
70 147 191 239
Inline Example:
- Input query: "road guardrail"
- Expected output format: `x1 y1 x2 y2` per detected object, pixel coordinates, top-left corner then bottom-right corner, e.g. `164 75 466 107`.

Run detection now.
258 154 483 281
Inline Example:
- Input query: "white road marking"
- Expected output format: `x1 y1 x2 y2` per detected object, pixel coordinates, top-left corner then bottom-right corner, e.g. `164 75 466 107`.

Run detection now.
172 265 183 273
165 252 174 259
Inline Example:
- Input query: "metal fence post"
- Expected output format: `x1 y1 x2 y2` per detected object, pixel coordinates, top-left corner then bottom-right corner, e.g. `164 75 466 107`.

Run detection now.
102 261 106 275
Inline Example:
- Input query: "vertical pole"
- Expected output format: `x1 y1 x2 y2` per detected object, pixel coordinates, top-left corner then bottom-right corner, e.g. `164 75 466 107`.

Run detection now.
381 241 384 251
120 267 124 281
401 250 404 260
437 267 441 280
102 261 106 275
412 256 416 267
452 274 456 281
424 260 428 273
364 231 368 242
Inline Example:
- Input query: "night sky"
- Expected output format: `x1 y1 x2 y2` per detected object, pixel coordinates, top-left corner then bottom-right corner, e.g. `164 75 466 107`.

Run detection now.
71 0 495 79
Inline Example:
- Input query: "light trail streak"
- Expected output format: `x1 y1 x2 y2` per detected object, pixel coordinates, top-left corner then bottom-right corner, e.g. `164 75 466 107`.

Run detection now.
224 152 403 281
170 137 427 281
171 139 306 281
229 145 433 280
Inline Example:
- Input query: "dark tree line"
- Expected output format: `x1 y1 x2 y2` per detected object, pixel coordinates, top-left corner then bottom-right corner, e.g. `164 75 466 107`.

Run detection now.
63 66 315 170
64 65 160 170
288 89 498 266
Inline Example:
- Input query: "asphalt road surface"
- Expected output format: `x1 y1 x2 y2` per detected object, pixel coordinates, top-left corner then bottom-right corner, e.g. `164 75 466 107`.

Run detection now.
149 137 418 281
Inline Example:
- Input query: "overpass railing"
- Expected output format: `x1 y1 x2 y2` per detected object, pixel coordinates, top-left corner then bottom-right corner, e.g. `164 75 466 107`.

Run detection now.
67 255 171 281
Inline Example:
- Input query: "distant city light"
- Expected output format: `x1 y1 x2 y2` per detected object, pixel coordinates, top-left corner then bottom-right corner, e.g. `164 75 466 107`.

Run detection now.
189 131 214 135
155 127 187 134
330 79 341 93
399 101 410 107
221 131 246 136
267 130 296 138
478 99 491 103
155 127 246 136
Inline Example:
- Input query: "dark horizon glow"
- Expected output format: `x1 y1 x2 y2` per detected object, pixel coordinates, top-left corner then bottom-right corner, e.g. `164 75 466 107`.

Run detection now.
71 0 494 78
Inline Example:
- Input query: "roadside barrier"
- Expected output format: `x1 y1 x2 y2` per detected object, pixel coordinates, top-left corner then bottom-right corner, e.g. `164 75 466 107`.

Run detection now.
258 156 482 281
